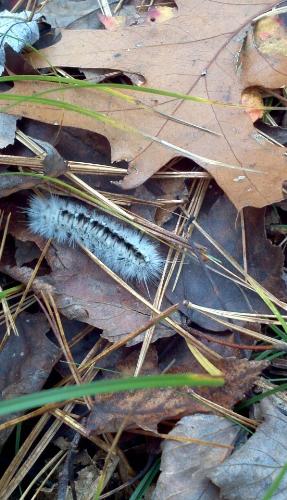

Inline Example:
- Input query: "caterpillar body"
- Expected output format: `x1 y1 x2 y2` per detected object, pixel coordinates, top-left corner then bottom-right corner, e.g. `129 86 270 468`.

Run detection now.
27 196 163 282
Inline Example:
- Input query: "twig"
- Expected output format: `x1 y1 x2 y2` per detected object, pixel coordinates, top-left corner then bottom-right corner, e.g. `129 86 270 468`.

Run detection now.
57 431 81 500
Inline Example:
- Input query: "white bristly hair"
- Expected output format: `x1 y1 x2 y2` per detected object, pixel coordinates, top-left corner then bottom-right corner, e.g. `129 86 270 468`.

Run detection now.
26 195 163 283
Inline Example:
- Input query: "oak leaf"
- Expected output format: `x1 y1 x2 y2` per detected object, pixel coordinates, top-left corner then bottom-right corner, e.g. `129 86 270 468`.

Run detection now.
87 351 266 434
1 0 286 208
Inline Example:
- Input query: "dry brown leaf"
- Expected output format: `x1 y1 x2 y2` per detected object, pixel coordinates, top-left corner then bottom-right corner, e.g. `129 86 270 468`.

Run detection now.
167 191 286 331
0 141 67 197
1 219 174 343
241 88 264 123
1 249 173 343
0 312 60 447
242 11 287 88
87 349 267 434
255 14 287 56
2 0 285 208
154 174 187 226
99 5 176 30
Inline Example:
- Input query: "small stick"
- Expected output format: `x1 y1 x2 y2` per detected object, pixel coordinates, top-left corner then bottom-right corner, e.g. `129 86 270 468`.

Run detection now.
57 431 81 500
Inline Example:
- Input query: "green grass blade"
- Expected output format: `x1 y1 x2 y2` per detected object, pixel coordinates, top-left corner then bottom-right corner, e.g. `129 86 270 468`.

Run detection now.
15 423 21 454
0 285 23 300
0 87 264 172
0 74 214 103
237 382 287 409
129 458 161 500
0 373 224 417
254 350 285 361
262 461 287 500
270 324 287 340
0 75 283 111
0 92 138 135
248 278 287 341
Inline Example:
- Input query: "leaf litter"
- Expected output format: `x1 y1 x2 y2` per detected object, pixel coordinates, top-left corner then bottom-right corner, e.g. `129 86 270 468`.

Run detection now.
0 1 287 498
86 340 267 435
1 0 287 208
167 188 287 332
208 396 287 500
153 414 240 500
0 9 40 149
0 312 60 447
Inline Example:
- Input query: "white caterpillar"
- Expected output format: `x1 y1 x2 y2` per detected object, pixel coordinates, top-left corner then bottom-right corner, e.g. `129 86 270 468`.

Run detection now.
26 196 163 282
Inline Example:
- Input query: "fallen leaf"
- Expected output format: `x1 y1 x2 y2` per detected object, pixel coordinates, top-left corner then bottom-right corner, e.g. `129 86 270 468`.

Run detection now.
116 343 159 377
52 318 101 378
153 414 239 500
0 10 40 74
98 14 127 31
99 5 176 30
255 121 287 145
240 9 287 89
3 44 37 76
41 0 118 29
208 396 287 499
154 174 188 226
0 138 67 197
0 312 60 447
241 88 264 123
83 66 146 85
20 118 110 166
255 13 287 56
0 114 18 149
167 190 286 331
0 9 40 149
1 230 174 344
87 344 266 434
147 6 176 24
34 138 68 177
15 239 40 266
66 454 118 500
2 1 285 208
